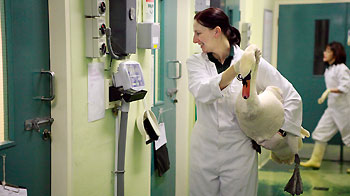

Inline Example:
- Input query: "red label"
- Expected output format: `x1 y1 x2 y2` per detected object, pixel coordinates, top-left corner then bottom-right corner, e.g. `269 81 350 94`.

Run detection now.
146 0 154 2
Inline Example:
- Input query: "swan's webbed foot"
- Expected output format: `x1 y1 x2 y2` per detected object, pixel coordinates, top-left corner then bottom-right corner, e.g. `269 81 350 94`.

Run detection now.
284 154 303 195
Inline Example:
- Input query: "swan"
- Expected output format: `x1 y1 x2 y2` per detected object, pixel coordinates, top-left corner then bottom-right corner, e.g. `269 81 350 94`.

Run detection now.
234 48 285 143
234 44 309 154
234 44 310 195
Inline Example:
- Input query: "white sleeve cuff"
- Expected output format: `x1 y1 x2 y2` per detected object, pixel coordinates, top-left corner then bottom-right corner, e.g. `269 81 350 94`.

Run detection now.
281 119 301 137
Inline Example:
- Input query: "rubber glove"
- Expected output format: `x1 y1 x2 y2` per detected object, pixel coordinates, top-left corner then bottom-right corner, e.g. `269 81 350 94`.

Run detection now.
238 44 261 78
271 128 309 164
318 89 331 104
255 131 296 164
256 132 284 151
233 61 240 74
286 133 300 155
270 134 300 165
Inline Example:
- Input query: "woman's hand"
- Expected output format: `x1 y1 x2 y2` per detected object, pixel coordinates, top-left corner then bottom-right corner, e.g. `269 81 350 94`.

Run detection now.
317 89 331 104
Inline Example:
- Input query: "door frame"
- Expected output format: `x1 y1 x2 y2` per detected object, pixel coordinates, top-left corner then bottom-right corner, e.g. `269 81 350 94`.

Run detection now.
272 0 350 67
48 0 72 196
175 0 192 195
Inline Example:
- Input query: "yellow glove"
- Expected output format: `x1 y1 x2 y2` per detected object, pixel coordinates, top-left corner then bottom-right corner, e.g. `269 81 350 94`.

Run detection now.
318 89 331 104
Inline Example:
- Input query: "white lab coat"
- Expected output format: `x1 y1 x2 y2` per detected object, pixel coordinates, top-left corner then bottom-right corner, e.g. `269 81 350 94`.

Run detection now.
186 46 302 196
312 63 350 146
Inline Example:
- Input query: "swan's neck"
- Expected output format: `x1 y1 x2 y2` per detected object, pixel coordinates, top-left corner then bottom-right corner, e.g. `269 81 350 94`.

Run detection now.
247 63 258 102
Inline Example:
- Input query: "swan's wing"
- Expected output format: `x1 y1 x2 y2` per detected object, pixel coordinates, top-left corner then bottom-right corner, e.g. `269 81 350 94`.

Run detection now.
263 86 283 103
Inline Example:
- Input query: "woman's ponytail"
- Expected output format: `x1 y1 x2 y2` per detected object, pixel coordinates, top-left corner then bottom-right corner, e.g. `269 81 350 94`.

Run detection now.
227 26 241 46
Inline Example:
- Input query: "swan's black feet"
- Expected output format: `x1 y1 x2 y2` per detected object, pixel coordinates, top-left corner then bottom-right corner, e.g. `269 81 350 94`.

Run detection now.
284 154 303 195
251 140 261 154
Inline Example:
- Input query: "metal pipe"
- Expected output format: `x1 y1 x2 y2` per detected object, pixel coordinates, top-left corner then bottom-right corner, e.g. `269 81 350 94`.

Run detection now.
114 110 120 196
115 100 130 196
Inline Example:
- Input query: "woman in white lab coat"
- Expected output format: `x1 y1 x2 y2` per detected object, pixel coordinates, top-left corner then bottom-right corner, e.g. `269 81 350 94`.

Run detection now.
186 8 303 196
301 42 350 169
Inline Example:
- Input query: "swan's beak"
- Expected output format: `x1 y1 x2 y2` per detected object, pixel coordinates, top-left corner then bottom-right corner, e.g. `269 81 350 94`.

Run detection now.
242 73 251 99
242 80 250 99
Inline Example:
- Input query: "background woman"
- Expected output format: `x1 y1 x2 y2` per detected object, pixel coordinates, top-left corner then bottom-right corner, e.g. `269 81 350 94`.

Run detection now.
301 42 350 169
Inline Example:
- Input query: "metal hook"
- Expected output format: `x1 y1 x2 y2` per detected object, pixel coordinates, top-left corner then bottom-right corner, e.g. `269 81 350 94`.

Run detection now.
1 155 20 193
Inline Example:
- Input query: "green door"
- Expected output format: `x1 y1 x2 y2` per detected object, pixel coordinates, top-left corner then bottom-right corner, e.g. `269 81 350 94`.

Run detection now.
221 0 240 29
151 0 177 195
0 0 51 195
277 3 350 144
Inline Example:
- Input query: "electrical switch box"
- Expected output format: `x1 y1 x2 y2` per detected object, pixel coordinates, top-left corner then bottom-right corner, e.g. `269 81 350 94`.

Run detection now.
85 0 106 17
137 23 160 49
85 18 106 58
86 18 106 38
86 37 106 58
85 0 106 58
109 0 137 55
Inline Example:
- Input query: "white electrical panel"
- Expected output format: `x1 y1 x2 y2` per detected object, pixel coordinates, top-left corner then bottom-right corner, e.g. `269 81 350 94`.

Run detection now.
85 0 106 17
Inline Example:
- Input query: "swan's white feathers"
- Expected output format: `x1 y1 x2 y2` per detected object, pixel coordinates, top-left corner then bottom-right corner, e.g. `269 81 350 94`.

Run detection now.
235 87 285 142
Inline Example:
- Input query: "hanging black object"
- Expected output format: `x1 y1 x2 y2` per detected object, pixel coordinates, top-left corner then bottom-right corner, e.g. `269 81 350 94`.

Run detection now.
144 118 159 144
154 144 170 177
284 154 303 195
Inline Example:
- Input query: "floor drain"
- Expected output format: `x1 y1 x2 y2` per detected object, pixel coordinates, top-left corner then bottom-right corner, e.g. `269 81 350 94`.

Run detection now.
313 187 329 191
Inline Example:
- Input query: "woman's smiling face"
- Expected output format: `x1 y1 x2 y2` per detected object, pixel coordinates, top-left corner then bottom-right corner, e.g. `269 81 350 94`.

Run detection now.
193 20 216 53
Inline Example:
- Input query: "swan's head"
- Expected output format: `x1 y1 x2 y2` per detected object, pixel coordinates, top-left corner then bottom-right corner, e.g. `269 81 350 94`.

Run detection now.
238 46 257 99
238 72 251 99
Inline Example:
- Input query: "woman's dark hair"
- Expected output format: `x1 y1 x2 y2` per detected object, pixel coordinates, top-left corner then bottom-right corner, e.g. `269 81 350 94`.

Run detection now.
327 41 346 65
194 8 241 46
